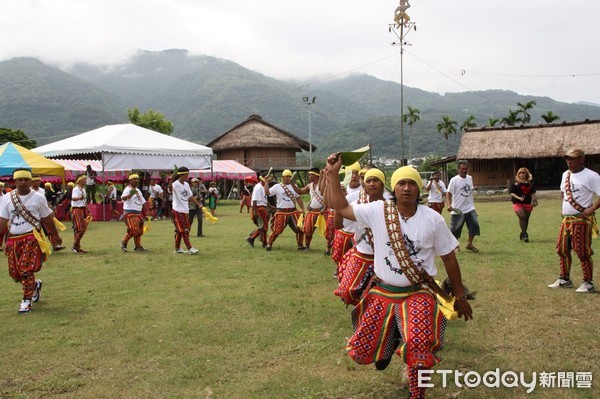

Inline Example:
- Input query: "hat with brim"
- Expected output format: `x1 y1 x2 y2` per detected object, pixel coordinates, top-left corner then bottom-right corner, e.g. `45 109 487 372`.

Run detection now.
564 147 585 158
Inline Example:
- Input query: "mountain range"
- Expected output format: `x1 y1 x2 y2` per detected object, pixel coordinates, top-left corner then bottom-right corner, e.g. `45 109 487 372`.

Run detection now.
1 49 599 160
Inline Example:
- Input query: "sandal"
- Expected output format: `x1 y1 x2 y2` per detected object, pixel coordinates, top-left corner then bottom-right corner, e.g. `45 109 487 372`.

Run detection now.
466 246 479 253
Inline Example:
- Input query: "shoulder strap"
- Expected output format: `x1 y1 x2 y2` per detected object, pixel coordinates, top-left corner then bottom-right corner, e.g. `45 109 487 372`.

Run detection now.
383 200 449 300
281 184 298 206
564 171 586 213
10 191 41 230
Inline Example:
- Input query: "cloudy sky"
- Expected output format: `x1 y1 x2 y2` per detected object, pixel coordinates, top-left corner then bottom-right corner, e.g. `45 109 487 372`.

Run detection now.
2 0 599 105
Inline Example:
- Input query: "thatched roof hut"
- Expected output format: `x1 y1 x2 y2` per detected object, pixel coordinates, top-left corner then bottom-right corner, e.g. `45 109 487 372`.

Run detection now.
457 119 600 188
207 114 316 171
207 114 314 152
458 119 600 160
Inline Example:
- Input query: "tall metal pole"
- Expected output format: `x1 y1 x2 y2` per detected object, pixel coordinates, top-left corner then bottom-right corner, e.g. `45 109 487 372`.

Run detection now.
303 96 316 169
390 1 415 167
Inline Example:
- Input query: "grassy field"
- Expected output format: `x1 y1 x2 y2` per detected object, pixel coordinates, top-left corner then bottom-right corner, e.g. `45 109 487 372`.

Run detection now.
0 197 598 399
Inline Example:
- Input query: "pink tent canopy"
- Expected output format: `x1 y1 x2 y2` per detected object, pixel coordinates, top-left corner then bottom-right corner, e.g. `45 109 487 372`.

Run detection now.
151 160 256 181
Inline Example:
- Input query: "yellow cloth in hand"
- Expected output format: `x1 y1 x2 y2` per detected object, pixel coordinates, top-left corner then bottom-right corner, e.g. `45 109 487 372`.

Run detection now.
85 215 93 224
143 217 151 233
297 213 304 229
202 207 218 224
315 214 327 238
53 217 67 231
33 228 52 257
434 280 458 320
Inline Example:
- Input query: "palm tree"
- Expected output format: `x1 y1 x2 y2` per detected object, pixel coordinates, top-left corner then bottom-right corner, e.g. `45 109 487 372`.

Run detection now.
541 111 560 124
516 100 536 125
487 117 500 127
461 115 477 131
436 115 457 157
501 109 521 126
403 106 420 162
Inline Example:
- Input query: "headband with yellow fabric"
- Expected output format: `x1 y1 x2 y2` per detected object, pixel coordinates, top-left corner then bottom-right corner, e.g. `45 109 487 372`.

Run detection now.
76 175 86 184
129 174 139 180
13 170 32 180
282 170 292 177
364 169 385 183
346 162 361 172
391 166 423 189
308 171 319 177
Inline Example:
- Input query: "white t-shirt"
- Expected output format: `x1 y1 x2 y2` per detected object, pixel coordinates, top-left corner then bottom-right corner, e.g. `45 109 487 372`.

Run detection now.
107 185 117 200
121 186 146 211
427 180 447 203
346 185 362 196
308 182 324 210
447 175 475 214
149 184 164 199
251 183 268 207
560 168 600 215
268 183 298 209
0 191 53 235
172 180 192 213
71 186 87 207
353 202 458 287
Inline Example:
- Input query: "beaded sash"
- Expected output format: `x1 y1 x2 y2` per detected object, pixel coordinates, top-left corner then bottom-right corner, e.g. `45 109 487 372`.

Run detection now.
564 171 586 213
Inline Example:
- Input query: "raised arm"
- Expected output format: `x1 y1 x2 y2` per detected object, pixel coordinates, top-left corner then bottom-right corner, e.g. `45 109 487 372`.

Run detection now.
325 153 356 221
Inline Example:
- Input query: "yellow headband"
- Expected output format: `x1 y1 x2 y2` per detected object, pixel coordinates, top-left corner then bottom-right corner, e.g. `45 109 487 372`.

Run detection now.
391 166 422 189
67 182 75 187
76 175 86 184
177 171 189 175
32 176 41 182
282 170 292 177
359 168 368 176
129 174 139 180
308 171 319 177
346 162 361 172
364 169 385 184
13 170 32 180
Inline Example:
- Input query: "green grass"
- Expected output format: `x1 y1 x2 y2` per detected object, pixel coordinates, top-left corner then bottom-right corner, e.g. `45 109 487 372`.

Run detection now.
0 198 598 398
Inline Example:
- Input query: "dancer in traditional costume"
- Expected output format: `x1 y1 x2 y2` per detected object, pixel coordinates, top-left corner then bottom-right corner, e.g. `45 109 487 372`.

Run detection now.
170 167 202 255
549 147 600 293
120 174 149 252
70 175 90 253
264 170 305 251
334 168 385 306
326 155 472 399
0 169 63 314
246 173 270 248
426 171 446 214
290 167 327 251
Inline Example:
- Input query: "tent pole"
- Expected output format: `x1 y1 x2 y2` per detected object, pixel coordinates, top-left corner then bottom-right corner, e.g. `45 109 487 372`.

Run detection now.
102 153 106 222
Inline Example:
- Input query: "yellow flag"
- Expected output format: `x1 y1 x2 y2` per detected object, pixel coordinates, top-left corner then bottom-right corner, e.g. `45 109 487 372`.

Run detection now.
202 207 218 224
53 217 67 231
315 214 327 238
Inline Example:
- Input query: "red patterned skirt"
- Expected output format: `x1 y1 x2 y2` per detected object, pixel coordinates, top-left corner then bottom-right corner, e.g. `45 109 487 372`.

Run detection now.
5 233 44 280
331 229 355 264
334 247 374 305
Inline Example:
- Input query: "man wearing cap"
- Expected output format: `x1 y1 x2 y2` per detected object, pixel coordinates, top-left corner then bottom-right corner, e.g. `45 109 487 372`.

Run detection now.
549 147 600 293
71 174 90 253
169 167 202 254
120 174 150 252
189 178 206 237
246 173 270 248
0 168 63 314
326 154 472 399
290 167 326 251
264 170 305 251
447 160 480 252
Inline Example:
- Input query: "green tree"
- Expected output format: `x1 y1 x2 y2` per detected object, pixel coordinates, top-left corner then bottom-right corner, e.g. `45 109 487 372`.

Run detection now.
436 115 457 157
487 117 500 127
461 114 477 131
403 106 420 162
128 107 174 135
501 109 520 126
541 111 560 124
516 100 536 125
0 127 37 149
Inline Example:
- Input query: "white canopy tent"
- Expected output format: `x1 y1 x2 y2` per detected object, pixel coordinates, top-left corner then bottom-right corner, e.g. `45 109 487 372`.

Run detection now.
33 124 212 170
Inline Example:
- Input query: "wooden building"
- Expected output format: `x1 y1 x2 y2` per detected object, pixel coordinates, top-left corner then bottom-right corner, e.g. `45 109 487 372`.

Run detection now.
206 114 315 174
457 119 600 188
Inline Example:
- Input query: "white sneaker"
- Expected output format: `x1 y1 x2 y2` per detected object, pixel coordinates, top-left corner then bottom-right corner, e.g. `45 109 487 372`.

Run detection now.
174 249 187 254
188 247 199 255
548 278 573 288
575 281 595 293
18 299 32 314
32 280 43 302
